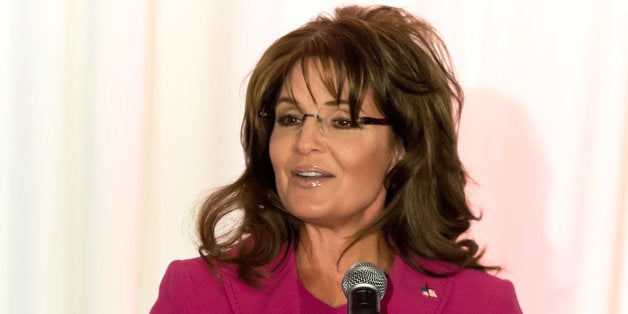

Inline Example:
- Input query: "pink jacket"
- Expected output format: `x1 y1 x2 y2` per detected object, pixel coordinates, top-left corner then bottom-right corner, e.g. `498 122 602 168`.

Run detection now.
151 248 522 313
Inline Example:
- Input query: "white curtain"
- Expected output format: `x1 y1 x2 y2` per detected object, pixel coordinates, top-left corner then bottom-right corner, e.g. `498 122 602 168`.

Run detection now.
1 0 626 313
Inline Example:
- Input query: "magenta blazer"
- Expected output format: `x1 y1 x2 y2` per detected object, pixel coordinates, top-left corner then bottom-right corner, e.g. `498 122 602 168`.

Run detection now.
151 248 522 313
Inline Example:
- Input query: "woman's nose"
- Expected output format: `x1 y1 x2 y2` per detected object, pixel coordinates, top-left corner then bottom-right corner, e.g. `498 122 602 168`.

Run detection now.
295 116 325 154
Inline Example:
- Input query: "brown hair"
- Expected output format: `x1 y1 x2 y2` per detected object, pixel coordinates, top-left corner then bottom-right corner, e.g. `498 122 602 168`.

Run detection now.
197 5 494 287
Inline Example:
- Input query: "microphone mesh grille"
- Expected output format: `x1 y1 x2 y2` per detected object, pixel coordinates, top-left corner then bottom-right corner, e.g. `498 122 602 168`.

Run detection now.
341 261 388 300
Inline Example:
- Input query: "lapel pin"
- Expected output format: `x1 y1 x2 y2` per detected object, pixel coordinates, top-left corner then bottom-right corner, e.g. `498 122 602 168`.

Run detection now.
421 283 437 298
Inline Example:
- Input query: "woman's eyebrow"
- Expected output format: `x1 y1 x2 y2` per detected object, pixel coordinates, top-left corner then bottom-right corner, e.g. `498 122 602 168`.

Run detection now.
276 96 298 105
323 99 350 106
278 97 349 106
275 97 303 111
276 97 351 111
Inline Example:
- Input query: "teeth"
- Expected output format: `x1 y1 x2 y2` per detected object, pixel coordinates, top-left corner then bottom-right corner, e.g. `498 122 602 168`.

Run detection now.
297 171 323 177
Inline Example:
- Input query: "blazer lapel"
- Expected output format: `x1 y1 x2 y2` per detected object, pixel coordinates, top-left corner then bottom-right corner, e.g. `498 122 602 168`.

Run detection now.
221 248 301 313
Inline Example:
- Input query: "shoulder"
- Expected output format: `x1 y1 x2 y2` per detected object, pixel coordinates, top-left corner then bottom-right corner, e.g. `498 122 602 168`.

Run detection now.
451 269 520 307
150 250 301 314
150 257 233 314
387 258 522 313
160 257 227 290
427 260 522 313
165 257 215 278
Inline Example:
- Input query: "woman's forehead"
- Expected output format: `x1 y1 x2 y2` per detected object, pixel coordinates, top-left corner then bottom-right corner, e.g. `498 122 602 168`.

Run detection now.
280 63 342 100
283 60 343 92
278 60 372 108
277 77 380 116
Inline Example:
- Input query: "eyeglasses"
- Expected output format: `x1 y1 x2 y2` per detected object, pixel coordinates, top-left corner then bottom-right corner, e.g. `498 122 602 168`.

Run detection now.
258 109 390 139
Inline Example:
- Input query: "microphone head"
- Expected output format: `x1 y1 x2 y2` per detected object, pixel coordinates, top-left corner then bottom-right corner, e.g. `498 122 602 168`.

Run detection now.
341 261 388 300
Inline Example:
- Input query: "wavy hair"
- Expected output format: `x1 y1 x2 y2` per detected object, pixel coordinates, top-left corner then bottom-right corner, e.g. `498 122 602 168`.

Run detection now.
197 5 494 287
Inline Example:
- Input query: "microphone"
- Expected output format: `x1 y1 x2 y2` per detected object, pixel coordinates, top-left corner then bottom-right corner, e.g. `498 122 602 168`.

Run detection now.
341 261 388 314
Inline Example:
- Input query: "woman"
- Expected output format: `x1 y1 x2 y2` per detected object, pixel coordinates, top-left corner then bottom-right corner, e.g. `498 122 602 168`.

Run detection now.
152 5 522 313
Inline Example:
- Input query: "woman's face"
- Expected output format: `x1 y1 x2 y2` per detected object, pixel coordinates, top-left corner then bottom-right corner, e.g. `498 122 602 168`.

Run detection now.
269 64 401 231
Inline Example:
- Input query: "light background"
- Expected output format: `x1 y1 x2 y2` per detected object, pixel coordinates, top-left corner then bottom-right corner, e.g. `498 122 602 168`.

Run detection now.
1 0 627 313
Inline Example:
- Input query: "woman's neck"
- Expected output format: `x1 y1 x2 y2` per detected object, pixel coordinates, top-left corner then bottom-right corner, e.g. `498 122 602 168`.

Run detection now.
295 226 393 307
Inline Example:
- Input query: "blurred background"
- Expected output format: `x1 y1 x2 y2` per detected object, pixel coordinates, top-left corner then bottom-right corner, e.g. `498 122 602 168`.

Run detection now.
1 0 627 313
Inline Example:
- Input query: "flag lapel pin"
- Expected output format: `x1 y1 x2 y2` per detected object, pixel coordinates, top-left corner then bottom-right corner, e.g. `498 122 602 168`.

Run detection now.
421 283 437 298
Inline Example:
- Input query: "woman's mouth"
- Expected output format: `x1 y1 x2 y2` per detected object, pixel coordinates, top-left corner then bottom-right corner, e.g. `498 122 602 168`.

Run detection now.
291 168 334 187
296 171 327 178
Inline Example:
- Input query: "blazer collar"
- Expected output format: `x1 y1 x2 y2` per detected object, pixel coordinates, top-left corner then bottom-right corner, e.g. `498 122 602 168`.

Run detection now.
220 246 301 313
220 246 454 313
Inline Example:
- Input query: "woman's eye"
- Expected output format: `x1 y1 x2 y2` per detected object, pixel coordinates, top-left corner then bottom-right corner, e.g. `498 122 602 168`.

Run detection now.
331 118 359 129
276 114 302 126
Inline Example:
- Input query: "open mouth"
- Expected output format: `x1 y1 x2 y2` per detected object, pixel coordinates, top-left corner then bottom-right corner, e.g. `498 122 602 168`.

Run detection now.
292 171 334 188
291 168 335 184
295 171 330 179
